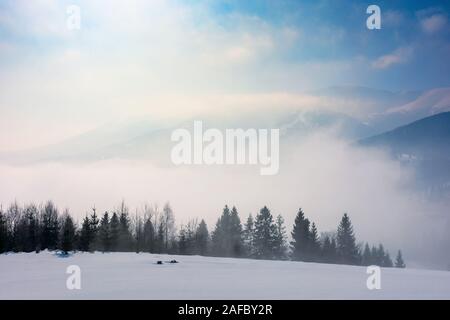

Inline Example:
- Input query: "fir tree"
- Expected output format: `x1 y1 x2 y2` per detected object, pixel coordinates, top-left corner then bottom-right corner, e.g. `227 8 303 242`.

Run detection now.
383 251 394 268
309 222 321 261
290 208 311 261
395 250 406 268
98 212 110 252
329 237 338 263
374 244 388 266
321 235 337 263
183 219 197 255
134 215 144 253
195 219 209 256
60 213 75 254
336 213 359 265
361 243 372 266
211 205 232 257
273 215 288 260
89 207 99 250
22 204 39 252
178 226 188 255
253 206 277 259
40 201 59 250
118 207 132 251
143 217 155 253
109 212 120 251
229 206 244 257
156 221 164 253
78 216 91 252
243 214 255 258
371 245 378 265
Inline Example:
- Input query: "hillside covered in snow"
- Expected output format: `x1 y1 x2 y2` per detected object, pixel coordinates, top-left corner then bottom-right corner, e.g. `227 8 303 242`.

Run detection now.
1 251 449 299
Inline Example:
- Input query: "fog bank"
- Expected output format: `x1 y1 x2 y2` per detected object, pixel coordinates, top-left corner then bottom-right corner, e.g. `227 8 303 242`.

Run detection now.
0 132 448 269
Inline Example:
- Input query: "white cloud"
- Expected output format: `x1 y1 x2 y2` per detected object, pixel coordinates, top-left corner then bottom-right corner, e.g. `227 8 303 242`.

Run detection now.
383 10 405 27
0 0 72 38
420 14 447 34
372 47 413 70
0 0 360 151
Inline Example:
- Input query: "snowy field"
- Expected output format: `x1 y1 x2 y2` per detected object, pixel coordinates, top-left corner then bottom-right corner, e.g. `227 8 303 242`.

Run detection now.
1 251 450 299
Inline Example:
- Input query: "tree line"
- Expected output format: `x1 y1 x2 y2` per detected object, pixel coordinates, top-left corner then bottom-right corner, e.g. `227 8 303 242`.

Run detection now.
0 201 406 268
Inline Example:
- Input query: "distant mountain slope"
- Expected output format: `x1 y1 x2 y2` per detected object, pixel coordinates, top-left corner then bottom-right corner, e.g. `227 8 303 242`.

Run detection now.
1 86 448 167
0 118 172 164
360 112 450 197
361 111 450 152
371 88 450 133
312 86 420 113
0 109 377 165
277 110 376 139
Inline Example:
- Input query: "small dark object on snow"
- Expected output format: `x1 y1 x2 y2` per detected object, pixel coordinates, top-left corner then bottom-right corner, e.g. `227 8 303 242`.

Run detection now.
55 251 71 258
169 259 178 264
157 260 163 265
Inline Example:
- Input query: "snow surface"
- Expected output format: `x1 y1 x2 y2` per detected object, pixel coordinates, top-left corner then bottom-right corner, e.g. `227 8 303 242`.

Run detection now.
1 251 449 299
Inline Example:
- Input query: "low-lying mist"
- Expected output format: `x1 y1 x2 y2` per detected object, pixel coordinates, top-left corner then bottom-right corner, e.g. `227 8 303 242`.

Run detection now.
0 131 448 269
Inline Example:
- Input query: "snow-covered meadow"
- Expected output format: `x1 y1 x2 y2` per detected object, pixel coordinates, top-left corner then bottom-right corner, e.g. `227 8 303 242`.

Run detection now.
1 251 449 299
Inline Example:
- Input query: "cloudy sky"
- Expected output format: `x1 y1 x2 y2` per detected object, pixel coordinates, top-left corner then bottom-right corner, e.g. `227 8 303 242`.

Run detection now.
0 0 449 150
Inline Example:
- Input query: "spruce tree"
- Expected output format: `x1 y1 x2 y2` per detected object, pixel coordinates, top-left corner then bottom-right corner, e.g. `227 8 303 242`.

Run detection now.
395 250 406 268
156 222 164 253
321 235 335 263
78 216 91 252
178 226 188 255
371 245 378 265
211 205 231 257
60 214 75 254
361 243 372 266
253 206 277 260
309 222 320 261
329 237 338 263
375 244 385 266
99 212 110 252
109 212 120 251
183 219 197 255
243 214 255 258
89 208 99 250
143 217 155 253
211 205 244 257
336 213 359 265
134 215 144 253
229 206 244 257
273 215 288 260
290 208 311 261
40 201 59 250
195 219 209 256
383 251 394 268
118 209 132 251
23 204 39 252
